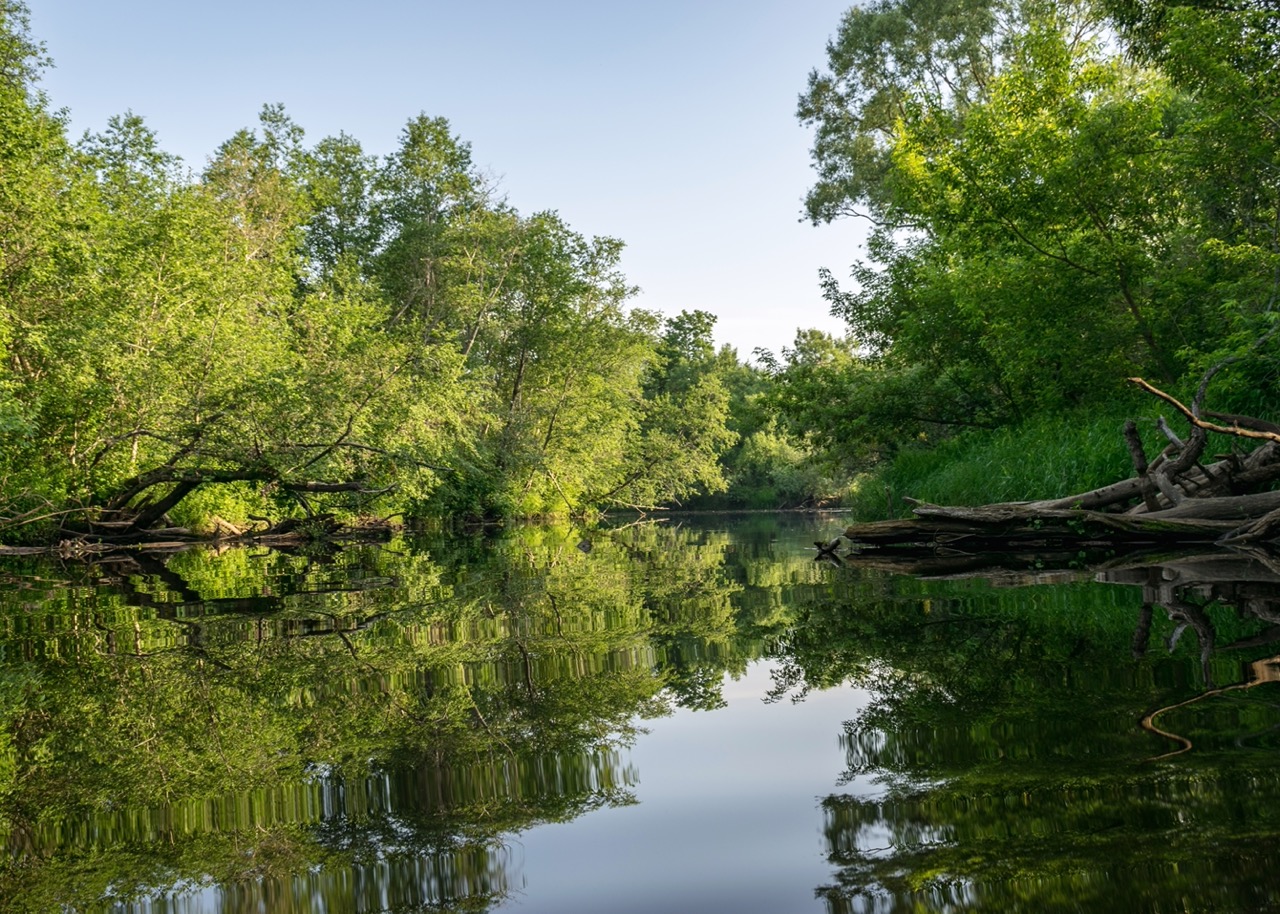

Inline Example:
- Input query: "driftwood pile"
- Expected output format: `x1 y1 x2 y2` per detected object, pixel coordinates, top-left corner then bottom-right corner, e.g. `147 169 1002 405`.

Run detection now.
823 377 1280 567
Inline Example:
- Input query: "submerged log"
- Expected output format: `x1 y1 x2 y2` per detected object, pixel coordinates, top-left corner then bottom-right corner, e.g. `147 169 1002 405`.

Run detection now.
814 535 844 557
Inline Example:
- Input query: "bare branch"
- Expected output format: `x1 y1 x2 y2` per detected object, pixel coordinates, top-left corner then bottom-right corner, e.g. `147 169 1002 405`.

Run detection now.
1156 416 1185 449
1130 378 1280 444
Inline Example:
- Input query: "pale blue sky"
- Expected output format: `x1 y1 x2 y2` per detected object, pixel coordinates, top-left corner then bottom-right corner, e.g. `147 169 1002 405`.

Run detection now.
29 1 866 360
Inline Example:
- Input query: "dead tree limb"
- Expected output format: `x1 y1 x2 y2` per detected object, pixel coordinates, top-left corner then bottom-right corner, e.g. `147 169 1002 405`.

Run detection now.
1123 418 1161 512
1129 378 1280 445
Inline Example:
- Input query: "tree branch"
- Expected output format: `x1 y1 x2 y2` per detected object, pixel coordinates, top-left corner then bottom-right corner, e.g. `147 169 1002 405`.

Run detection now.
1129 377 1280 444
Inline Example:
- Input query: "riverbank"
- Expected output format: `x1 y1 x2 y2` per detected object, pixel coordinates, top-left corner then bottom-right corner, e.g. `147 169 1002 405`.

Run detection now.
841 400 1170 520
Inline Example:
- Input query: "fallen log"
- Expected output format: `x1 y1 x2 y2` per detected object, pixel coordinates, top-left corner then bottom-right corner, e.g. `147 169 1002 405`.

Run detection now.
836 492 1280 569
1144 490 1280 523
1004 442 1280 515
843 505 1235 553
1219 508 1280 545
831 374 1280 569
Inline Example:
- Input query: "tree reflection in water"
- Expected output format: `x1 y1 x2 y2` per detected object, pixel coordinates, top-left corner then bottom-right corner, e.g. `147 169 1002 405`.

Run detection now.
0 519 811 913
787 551 1280 913
9 522 1280 912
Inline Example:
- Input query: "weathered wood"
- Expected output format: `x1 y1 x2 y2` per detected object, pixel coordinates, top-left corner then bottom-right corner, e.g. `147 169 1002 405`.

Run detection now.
1132 377 1280 445
209 515 247 537
1231 443 1280 488
836 495 1270 571
1206 411 1280 435
1143 490 1280 522
1220 507 1280 545
1124 419 1164 512
1029 476 1147 511
904 502 1239 533
1150 470 1186 505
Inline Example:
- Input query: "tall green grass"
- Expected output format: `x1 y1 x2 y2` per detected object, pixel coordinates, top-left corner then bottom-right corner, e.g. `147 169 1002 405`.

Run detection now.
844 398 1179 520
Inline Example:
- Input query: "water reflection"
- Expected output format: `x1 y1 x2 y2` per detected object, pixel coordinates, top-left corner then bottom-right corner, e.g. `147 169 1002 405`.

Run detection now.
10 519 1280 912
0 517 833 912
804 550 1280 913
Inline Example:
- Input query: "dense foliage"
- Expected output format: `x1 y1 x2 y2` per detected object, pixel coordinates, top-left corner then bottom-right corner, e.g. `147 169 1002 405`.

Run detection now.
766 0 1280 503
0 1 852 540
12 0 1271 534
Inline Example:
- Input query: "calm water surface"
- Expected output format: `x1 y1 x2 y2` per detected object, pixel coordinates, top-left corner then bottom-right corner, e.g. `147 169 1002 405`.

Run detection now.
3 515 1280 912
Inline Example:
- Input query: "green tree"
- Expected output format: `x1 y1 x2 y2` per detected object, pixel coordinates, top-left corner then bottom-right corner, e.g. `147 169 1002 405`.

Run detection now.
299 131 380 277
1102 0 1280 412
0 0 94 520
798 0 1016 226
476 213 650 515
792 0 1280 482
373 114 488 336
585 310 738 510
0 3 755 537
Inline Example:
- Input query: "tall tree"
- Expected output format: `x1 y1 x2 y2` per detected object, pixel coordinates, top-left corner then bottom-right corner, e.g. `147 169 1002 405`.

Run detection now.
597 310 738 509
373 114 487 335
795 0 1230 458
1103 0 1280 409
299 131 380 277
798 0 1016 226
0 1 100 521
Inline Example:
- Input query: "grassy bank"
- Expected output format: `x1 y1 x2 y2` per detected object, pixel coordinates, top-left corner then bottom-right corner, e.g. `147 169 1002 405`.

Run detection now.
842 399 1176 520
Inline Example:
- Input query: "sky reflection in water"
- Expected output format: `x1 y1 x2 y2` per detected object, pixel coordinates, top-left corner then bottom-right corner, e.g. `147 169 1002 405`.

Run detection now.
511 662 871 914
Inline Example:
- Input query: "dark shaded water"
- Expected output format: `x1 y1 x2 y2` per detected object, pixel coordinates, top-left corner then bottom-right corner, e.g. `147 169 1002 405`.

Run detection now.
3 516 1280 912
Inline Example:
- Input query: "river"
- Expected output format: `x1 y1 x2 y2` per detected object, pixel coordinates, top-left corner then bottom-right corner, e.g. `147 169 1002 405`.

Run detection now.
2 514 1280 913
